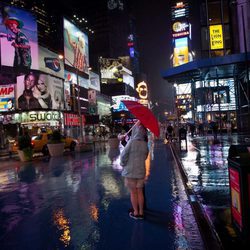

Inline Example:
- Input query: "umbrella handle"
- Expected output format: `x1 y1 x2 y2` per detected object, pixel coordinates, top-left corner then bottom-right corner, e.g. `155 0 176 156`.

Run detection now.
125 120 140 137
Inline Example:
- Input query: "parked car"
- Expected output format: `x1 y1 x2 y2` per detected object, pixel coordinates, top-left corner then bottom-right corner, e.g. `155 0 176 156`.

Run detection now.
12 133 77 155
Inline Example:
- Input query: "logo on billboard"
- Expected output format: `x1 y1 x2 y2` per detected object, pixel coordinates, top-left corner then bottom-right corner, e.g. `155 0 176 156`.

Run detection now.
172 21 189 38
136 81 148 99
44 57 61 72
0 84 15 111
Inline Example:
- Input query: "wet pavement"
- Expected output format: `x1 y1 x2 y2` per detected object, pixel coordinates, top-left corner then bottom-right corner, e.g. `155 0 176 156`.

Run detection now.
175 134 250 249
0 141 204 250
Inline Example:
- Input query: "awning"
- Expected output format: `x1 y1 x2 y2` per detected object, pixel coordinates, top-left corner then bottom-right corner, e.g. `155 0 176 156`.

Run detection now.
161 52 250 83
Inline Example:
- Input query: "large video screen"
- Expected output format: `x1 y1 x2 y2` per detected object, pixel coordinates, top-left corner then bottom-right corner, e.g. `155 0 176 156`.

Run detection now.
16 73 64 111
63 18 89 74
0 4 38 71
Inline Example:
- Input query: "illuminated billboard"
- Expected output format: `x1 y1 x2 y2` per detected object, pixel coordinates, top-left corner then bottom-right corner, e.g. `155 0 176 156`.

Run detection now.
0 4 38 71
99 58 123 80
63 18 89 74
209 25 224 50
16 73 64 110
64 70 89 89
173 37 189 67
0 84 15 111
171 1 189 20
89 71 100 91
172 21 190 38
112 95 137 112
39 46 64 79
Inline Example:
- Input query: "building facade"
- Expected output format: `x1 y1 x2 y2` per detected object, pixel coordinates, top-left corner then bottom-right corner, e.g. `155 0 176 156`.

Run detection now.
163 0 250 133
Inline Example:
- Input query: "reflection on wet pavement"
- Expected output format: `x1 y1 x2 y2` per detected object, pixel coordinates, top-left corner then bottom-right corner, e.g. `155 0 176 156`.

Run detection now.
179 135 246 248
0 141 204 249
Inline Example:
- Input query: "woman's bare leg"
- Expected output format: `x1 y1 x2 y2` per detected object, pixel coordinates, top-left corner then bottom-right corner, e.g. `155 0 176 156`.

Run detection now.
130 188 139 215
137 188 144 216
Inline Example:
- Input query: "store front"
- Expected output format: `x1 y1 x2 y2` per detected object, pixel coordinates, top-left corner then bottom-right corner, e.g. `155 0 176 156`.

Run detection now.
162 53 250 133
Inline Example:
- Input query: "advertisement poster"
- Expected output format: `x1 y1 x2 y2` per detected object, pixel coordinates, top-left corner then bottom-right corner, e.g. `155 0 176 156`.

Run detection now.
112 95 136 112
173 37 189 67
0 4 38 71
64 80 71 111
210 24 224 50
63 18 89 74
16 73 64 110
0 84 15 111
229 168 242 230
99 58 124 80
88 89 96 105
89 71 100 91
64 70 89 89
38 46 64 79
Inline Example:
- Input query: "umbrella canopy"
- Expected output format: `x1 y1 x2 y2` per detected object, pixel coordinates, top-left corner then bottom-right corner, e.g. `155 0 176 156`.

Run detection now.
122 100 160 137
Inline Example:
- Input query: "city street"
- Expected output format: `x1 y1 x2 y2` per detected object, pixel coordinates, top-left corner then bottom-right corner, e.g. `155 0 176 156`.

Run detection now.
0 141 204 250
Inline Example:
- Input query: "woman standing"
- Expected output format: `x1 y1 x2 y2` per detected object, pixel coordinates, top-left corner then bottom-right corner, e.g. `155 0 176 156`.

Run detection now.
120 122 149 219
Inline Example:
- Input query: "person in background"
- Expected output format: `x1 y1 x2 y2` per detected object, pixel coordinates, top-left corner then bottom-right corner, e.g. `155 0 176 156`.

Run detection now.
189 123 196 137
120 122 149 220
18 73 41 110
166 123 174 142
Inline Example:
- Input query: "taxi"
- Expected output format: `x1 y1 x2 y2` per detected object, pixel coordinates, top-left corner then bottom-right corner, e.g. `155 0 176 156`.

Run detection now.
12 133 77 155
31 133 77 155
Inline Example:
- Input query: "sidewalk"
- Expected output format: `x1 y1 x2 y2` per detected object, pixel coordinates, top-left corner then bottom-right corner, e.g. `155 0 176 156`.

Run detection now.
171 134 250 249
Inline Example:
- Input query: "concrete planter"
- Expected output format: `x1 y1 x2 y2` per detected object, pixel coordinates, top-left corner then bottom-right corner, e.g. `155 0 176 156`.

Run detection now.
47 143 64 157
17 149 33 162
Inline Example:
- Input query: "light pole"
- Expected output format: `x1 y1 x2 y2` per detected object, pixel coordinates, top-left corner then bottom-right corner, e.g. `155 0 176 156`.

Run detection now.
59 55 84 144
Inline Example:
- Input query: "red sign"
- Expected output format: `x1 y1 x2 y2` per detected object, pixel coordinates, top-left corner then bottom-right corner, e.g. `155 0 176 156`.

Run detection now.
0 86 14 96
229 168 242 230
64 113 85 126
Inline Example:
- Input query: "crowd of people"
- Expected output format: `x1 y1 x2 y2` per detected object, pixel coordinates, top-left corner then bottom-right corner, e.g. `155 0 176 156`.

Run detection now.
162 120 234 142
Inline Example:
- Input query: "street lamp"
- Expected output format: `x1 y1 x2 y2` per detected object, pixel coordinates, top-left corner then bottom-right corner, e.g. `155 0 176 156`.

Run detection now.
58 55 84 144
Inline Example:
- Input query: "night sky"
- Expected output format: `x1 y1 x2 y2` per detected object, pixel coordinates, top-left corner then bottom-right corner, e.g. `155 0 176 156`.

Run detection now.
50 0 174 111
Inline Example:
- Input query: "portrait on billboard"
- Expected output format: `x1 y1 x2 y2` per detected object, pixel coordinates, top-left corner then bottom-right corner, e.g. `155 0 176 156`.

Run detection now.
0 84 15 111
64 18 89 74
48 76 64 110
0 4 38 72
16 73 64 111
88 89 96 104
33 74 52 109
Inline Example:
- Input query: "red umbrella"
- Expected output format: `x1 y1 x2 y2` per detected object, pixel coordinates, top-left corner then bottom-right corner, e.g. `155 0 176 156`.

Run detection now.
122 100 160 137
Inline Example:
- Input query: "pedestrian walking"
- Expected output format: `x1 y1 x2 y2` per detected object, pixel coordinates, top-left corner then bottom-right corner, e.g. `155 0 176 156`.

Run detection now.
120 122 149 219
166 123 174 143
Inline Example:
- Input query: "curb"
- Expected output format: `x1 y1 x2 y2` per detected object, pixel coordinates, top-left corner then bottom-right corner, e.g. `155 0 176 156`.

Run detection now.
169 142 224 250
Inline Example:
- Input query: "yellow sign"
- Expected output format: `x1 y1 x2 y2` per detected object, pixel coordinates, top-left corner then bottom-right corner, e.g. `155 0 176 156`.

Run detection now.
210 25 224 50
